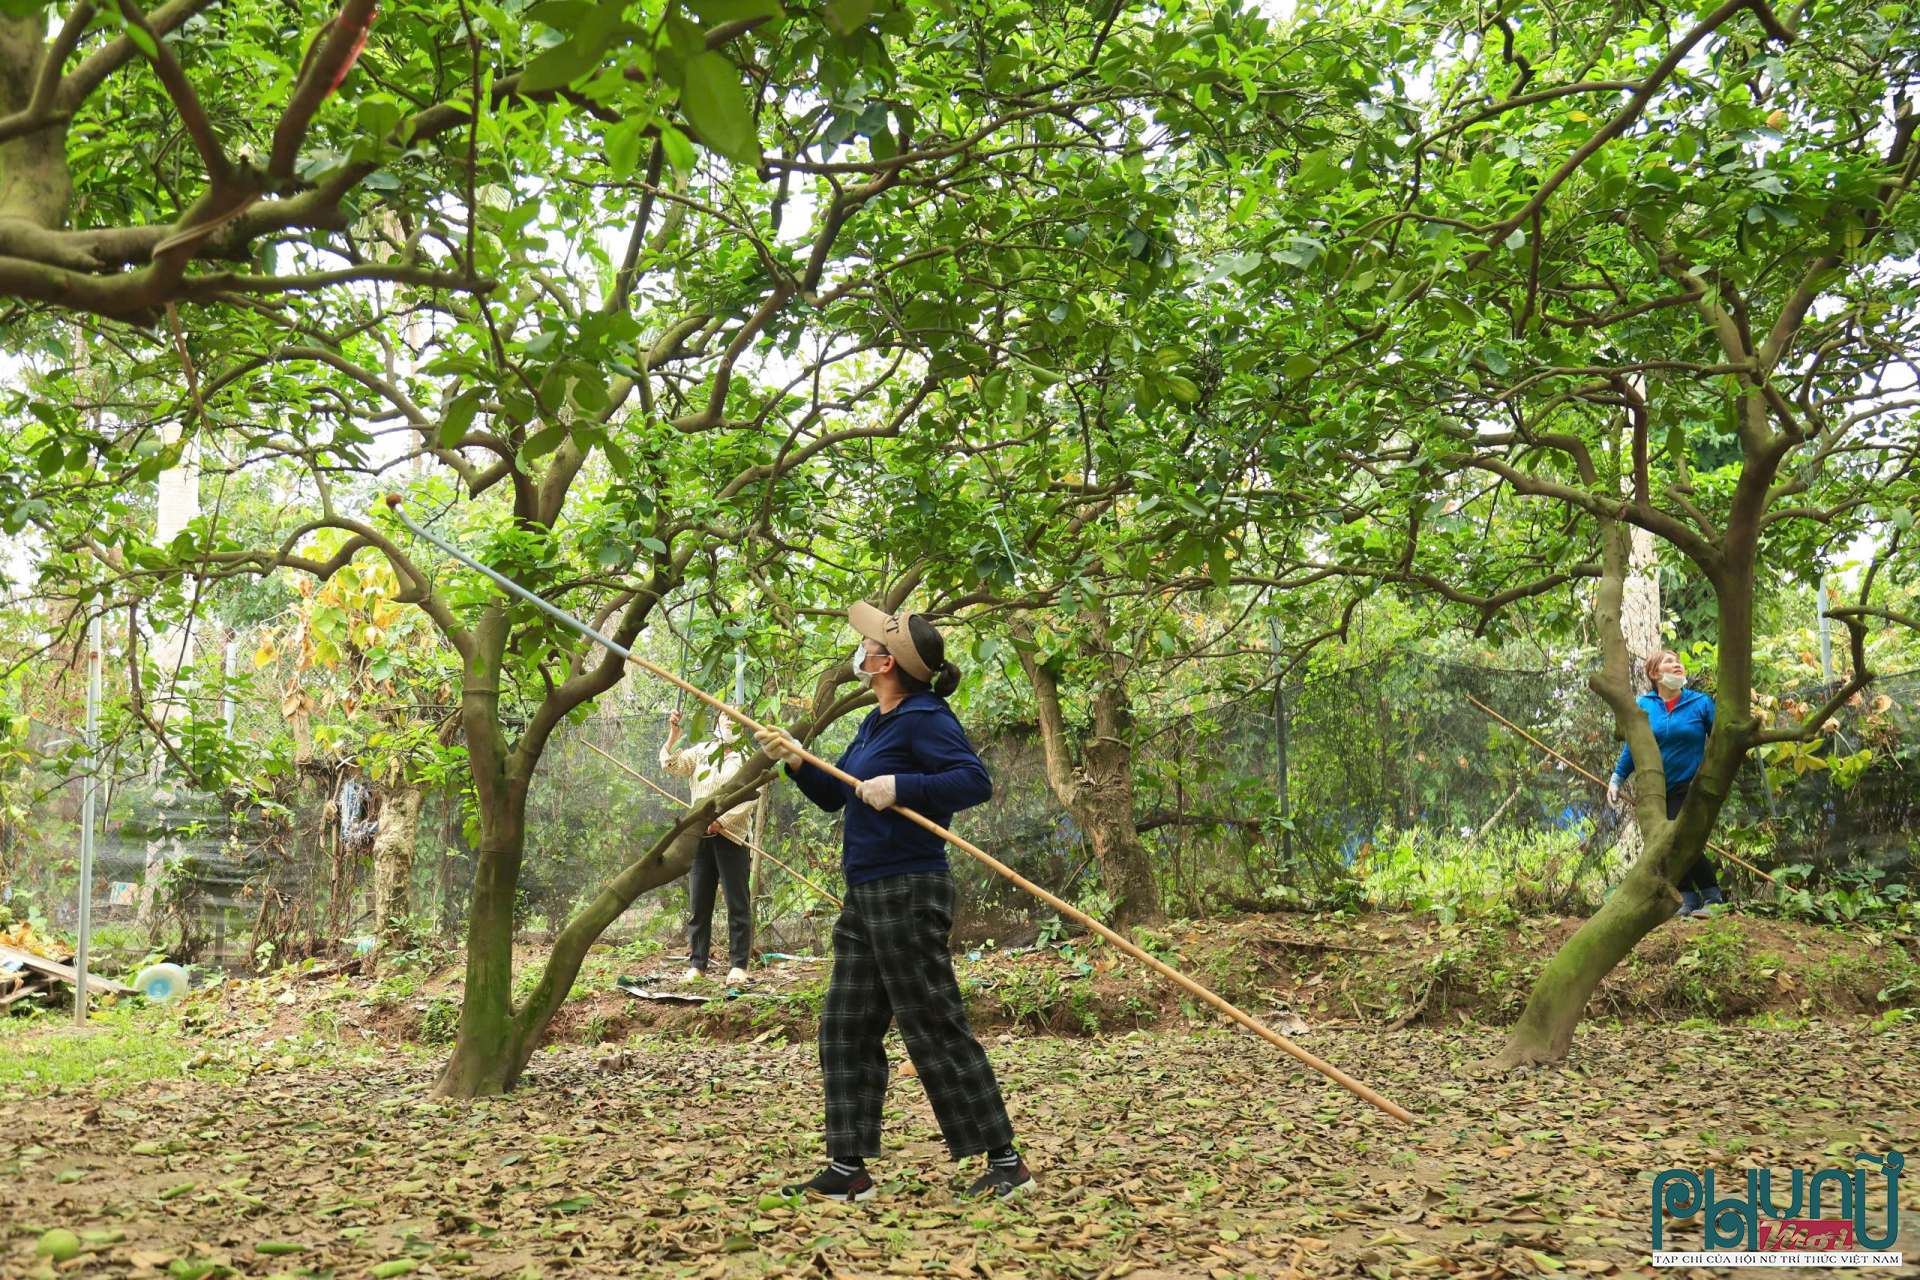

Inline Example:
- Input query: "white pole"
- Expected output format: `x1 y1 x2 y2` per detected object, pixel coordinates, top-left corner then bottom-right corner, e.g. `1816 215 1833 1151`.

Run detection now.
223 638 238 737
1816 577 1834 686
73 614 102 1025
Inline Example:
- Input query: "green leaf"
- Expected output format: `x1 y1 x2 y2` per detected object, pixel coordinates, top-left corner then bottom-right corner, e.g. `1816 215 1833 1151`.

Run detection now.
1163 374 1200 403
0 0 49 16
662 11 703 58
681 52 758 165
660 124 697 177
822 0 873 34
438 390 482 448
122 19 157 58
526 0 593 33
1670 132 1698 164
517 424 567 468
1503 227 1527 251
980 372 1008 409
370 1263 417 1279
1666 423 1687 464
522 39 605 92
606 119 644 180
1283 353 1318 380
1208 543 1231 590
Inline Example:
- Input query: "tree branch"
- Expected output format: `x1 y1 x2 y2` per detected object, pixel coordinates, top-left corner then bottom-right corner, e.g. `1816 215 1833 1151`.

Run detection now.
268 0 380 180
1755 615 1872 742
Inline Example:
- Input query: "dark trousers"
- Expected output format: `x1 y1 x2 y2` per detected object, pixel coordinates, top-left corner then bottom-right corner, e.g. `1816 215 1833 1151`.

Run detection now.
820 871 1014 1160
1666 784 1720 893
686 834 752 971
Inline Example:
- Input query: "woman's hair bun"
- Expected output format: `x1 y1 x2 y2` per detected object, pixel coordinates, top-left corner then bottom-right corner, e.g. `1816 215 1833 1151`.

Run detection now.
905 615 962 696
933 659 961 698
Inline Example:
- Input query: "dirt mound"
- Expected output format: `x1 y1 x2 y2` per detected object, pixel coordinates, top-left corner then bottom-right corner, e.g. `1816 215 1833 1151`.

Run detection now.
533 910 1919 1048
187 911 1917 1058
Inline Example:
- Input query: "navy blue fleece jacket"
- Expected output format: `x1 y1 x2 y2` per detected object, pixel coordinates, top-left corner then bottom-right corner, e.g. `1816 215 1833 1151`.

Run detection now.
785 691 993 887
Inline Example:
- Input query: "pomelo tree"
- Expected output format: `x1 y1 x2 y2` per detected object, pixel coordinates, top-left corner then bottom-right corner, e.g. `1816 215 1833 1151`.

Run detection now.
1214 0 1919 1062
1 0 1292 1092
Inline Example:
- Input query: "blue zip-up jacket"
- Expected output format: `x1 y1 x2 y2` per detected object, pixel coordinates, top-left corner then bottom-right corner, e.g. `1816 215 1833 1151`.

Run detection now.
1614 687 1715 791
786 691 993 887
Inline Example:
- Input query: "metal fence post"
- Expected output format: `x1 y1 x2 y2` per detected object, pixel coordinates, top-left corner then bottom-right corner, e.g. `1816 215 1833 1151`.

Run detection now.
73 613 102 1026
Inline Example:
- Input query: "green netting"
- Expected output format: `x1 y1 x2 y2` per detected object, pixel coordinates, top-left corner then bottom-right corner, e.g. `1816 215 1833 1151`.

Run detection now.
5 654 1915 966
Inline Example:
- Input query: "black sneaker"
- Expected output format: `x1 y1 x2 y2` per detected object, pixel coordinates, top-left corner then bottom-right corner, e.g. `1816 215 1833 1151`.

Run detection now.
966 1158 1034 1201
783 1163 876 1202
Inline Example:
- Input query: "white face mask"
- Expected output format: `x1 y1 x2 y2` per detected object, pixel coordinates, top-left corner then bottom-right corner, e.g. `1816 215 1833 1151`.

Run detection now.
851 644 876 687
1658 670 1686 691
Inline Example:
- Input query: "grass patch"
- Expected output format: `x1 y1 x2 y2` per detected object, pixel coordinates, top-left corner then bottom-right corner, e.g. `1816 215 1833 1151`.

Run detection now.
1358 826 1613 918
0 1002 239 1098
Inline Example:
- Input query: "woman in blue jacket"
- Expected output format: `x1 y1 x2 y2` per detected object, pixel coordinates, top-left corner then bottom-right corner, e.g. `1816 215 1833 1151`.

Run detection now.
756 605 1030 1203
1607 650 1722 918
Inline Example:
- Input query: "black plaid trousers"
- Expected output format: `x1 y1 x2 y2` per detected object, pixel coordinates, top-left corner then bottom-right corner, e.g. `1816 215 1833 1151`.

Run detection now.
820 870 1015 1160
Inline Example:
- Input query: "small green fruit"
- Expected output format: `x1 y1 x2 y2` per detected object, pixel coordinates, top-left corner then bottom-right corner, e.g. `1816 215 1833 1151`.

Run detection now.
36 1229 80 1261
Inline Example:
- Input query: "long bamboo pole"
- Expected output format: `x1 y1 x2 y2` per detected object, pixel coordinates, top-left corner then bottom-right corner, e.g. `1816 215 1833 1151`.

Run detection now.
385 496 1415 1125
1463 694 1776 884
577 736 844 907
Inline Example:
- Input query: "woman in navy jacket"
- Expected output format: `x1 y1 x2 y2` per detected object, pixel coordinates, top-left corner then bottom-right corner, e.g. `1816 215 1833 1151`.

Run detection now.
755 605 1030 1203
1607 649 1721 918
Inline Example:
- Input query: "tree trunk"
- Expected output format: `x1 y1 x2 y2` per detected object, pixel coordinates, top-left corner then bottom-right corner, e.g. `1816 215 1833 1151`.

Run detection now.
1497 855 1676 1064
1496 513 1751 1066
1081 682 1162 925
746 789 770 957
1620 378 1662 691
371 784 424 953
0 14 74 234
1622 525 1661 684
429 584 854 1097
433 791 529 1096
1008 617 1164 928
432 789 717 1096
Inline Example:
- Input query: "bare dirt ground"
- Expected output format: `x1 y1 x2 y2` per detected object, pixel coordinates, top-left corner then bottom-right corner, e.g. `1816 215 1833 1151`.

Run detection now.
5 1017 1915 1280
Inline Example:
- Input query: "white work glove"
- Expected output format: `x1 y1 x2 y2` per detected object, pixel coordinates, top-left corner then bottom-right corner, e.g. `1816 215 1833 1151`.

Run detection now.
1606 776 1622 807
753 726 805 766
855 774 897 810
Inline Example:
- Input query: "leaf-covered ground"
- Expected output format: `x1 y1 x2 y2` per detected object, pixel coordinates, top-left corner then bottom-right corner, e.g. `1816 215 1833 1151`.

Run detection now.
5 1016 1915 1280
